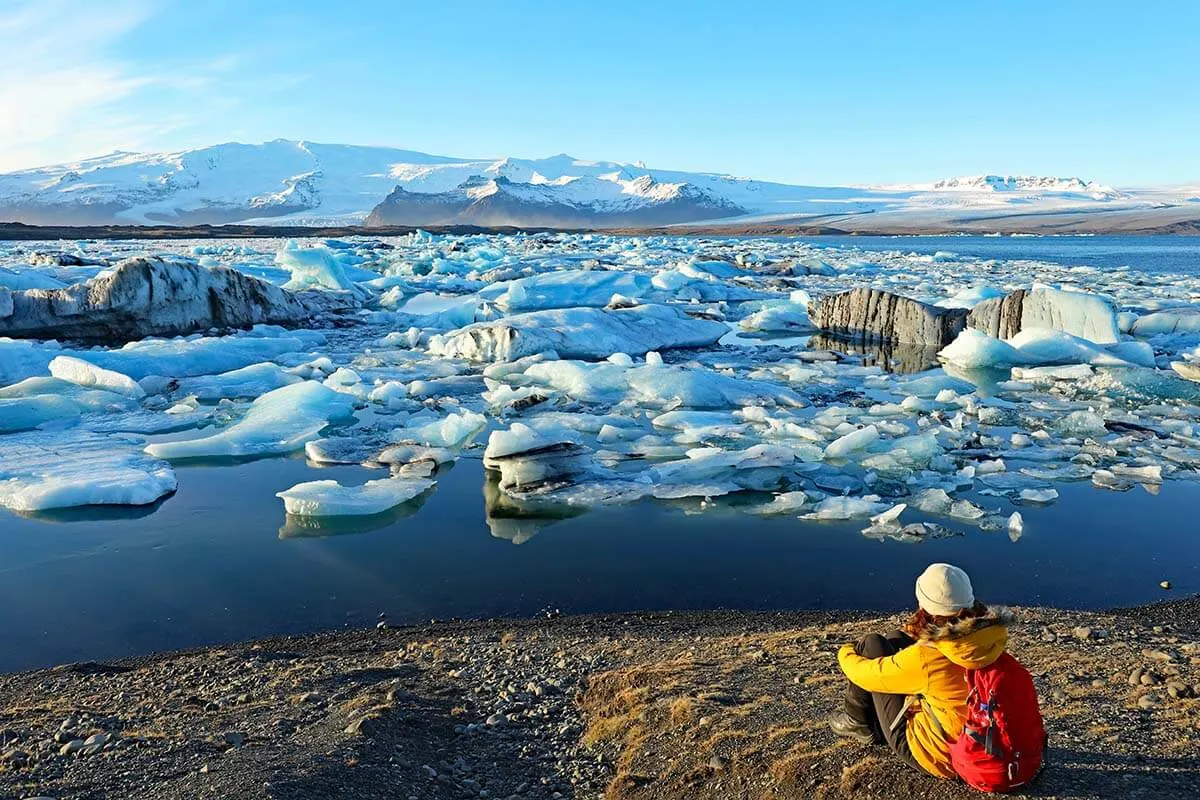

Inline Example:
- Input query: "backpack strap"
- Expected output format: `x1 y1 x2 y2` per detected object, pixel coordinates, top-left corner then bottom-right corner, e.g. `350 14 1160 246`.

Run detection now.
888 695 915 733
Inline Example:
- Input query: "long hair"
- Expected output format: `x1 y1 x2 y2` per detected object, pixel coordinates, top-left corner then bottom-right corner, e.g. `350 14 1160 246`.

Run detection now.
904 600 988 639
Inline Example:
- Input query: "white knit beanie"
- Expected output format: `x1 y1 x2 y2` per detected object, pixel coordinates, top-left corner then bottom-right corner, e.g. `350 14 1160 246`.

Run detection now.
915 563 975 616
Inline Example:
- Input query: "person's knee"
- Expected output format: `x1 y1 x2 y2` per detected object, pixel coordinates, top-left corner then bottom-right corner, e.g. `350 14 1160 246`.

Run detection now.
856 633 889 657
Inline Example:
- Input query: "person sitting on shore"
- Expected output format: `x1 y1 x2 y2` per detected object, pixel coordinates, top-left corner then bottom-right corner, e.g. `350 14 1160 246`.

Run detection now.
828 563 1044 790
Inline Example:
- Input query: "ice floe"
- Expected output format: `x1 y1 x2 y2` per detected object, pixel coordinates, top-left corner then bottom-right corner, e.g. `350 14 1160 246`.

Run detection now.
277 476 435 516
0 430 176 511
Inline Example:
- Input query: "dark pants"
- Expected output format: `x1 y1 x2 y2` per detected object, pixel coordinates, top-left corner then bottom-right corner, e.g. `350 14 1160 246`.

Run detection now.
843 630 922 771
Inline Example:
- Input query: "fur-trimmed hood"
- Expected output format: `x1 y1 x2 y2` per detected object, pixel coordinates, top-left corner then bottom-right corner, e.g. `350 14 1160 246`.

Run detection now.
916 605 1015 642
917 605 1013 669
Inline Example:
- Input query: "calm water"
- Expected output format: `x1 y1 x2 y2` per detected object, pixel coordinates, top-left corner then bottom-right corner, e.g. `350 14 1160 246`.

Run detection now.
804 234 1200 274
2 235 1200 672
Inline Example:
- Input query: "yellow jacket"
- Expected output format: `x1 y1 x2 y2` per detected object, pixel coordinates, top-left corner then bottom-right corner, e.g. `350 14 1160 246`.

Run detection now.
837 608 1012 778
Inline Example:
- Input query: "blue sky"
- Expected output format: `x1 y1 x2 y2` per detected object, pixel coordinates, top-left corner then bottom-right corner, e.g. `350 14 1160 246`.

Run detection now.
3 0 1197 184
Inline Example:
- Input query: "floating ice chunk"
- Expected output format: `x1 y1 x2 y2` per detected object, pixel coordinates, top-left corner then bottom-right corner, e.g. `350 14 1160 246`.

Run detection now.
911 488 954 514
368 381 410 409
0 338 58 386
801 495 888 520
1129 307 1200 337
0 267 67 290
649 444 796 491
488 270 652 312
938 329 1024 370
0 430 176 511
935 286 1006 310
276 476 434 517
276 241 369 291
1011 364 1094 382
79 334 312 380
738 299 813 333
824 425 879 460
1019 488 1058 504
144 381 355 459
391 411 487 450
1055 410 1107 437
48 358 139 399
1091 469 1133 491
949 499 987 520
1022 286 1121 343
870 502 907 526
376 443 458 467
898 373 975 399
429 304 727 362
0 395 83 432
1171 361 1200 382
1109 464 1163 484
484 423 594 492
176 363 301 400
1007 512 1024 541
518 359 804 409
749 491 809 515
940 328 1143 371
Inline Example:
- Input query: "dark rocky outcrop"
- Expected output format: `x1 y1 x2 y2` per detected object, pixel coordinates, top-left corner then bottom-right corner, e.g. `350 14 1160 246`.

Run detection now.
0 256 347 342
967 289 1028 339
365 177 745 229
808 288 968 346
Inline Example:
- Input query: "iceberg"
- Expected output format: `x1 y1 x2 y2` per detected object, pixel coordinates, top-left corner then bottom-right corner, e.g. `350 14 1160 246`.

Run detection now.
276 475 434 516
0 430 176 511
0 256 338 341
428 303 727 362
967 286 1120 344
144 381 356 459
276 241 375 292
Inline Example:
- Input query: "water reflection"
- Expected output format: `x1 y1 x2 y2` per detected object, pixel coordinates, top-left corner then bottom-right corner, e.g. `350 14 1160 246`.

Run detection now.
807 334 942 374
483 472 584 544
16 497 173 524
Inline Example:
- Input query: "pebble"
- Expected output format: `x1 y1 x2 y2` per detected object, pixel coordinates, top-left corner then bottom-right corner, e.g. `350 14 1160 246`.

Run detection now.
83 733 111 748
1160 580 1171 590
222 731 245 748
485 713 508 727
1137 694 1160 710
1129 667 1144 686
1166 682 1194 700
58 739 84 757
1140 673 1161 686
708 755 727 771
1072 626 1094 641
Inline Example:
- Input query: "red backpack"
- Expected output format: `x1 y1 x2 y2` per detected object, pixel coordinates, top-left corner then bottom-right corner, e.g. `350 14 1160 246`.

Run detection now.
950 652 1046 792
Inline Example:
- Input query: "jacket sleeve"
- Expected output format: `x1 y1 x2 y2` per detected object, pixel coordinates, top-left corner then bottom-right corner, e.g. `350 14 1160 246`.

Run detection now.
837 642 929 696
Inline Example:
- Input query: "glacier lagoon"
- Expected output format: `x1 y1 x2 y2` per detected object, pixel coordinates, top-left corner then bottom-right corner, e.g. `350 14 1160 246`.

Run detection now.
1 233 1199 671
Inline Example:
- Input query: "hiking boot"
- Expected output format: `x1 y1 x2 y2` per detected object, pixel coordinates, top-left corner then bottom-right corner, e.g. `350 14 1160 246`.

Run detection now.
828 711 875 745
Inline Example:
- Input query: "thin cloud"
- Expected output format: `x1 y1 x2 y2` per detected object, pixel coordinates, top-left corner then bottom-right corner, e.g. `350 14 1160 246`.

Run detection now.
0 0 224 170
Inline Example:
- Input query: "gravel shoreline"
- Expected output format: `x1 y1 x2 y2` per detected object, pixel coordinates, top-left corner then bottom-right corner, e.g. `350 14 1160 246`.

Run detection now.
0 597 1196 800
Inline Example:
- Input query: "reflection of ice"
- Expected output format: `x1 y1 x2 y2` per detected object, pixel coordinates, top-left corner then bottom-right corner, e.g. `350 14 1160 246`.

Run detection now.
277 490 432 539
807 334 942 374
483 472 583 545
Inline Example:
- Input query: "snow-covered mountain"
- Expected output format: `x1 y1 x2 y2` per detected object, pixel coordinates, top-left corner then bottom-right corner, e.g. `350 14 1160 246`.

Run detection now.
0 139 1189 229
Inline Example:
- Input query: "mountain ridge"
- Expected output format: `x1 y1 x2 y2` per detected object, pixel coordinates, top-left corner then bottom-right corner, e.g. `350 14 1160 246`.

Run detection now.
0 139 1193 229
